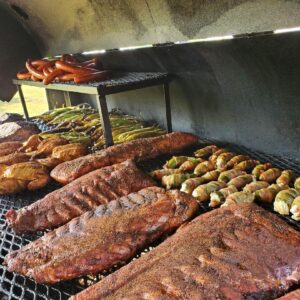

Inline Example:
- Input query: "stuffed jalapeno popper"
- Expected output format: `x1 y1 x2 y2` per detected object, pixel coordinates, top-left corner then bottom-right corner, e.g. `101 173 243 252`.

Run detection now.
221 191 255 207
255 184 288 204
194 145 218 159
181 170 220 194
192 181 226 202
209 185 238 208
274 188 299 215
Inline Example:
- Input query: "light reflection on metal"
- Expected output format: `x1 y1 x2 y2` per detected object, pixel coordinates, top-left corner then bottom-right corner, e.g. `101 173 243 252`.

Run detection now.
175 35 234 44
274 27 300 34
119 44 153 51
82 49 107 55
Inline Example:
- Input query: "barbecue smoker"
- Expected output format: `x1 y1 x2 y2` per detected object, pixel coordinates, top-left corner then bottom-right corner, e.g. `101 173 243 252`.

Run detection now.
0 1 300 299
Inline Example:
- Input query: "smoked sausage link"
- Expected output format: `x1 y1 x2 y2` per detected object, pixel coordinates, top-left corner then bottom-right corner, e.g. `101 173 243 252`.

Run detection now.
26 60 45 80
55 61 99 75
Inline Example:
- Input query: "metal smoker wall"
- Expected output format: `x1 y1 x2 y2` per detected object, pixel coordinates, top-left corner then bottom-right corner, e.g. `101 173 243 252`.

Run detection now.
0 0 299 159
4 0 300 55
0 2 40 101
71 32 300 160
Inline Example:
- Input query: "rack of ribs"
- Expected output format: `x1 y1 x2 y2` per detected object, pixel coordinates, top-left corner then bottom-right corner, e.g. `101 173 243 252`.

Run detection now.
4 187 198 284
50 132 199 184
71 203 300 300
6 160 155 234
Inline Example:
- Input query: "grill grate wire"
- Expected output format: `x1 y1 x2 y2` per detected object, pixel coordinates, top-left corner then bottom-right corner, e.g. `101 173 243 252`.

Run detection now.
14 72 170 96
1 138 300 299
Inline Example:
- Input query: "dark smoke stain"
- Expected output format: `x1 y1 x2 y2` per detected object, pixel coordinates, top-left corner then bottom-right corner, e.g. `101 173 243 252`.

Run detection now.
167 0 249 38
10 4 29 20
62 7 86 41
8 4 51 54
87 0 147 39
63 25 83 42
144 0 156 28
76 7 86 19
60 7 86 45
28 15 53 54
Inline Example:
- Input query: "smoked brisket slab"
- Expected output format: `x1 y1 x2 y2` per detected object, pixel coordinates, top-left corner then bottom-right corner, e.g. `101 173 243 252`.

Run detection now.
0 152 30 165
71 204 300 300
50 132 198 184
4 187 198 284
0 141 22 156
0 121 39 143
6 160 155 233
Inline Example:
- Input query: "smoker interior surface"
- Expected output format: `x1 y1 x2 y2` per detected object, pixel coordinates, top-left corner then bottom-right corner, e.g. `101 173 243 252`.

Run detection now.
1 2 300 299
0 139 299 300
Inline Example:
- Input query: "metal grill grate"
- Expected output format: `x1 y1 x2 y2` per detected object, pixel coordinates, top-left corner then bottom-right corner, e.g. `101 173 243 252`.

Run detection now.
0 189 197 300
139 139 300 175
0 185 75 300
138 138 300 230
77 72 168 88
1 139 300 299
13 72 170 95
33 121 56 133
0 184 106 300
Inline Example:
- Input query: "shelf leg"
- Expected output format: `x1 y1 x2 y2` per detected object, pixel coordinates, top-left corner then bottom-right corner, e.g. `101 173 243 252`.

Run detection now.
96 93 113 147
63 91 72 107
16 85 29 120
164 83 172 132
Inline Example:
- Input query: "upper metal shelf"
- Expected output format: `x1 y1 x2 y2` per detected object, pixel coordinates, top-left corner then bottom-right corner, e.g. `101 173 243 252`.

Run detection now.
13 71 172 147
13 72 170 95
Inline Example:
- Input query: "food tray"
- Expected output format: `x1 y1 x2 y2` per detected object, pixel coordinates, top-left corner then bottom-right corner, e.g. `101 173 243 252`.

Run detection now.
1 139 300 299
